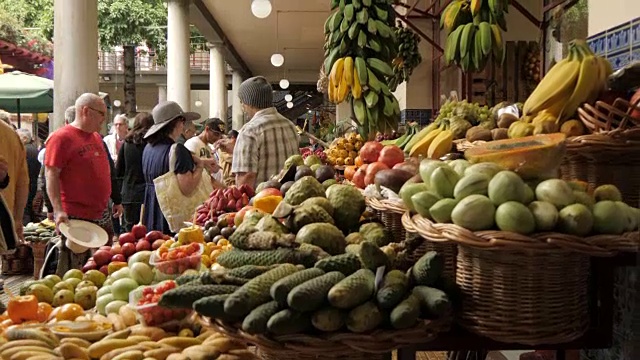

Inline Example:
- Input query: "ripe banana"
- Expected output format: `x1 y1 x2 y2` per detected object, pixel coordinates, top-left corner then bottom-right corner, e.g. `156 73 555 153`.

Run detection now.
343 57 354 87
330 58 345 89
427 130 454 159
560 51 599 120
352 67 363 99
470 0 482 16
409 128 443 157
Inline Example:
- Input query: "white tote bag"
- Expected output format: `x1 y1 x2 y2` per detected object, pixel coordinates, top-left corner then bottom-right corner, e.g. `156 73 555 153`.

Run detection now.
153 144 213 232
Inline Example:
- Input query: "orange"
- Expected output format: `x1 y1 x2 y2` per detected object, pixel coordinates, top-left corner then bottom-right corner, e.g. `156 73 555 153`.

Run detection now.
56 303 84 321
354 156 364 167
36 303 53 322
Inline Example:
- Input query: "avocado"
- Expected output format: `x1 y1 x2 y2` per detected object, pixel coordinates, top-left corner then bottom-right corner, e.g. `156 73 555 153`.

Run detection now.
374 169 414 193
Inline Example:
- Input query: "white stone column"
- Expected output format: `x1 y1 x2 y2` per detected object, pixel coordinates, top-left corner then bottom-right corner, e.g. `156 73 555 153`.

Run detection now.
53 0 99 130
209 44 227 122
158 86 167 103
167 0 191 111
231 71 244 130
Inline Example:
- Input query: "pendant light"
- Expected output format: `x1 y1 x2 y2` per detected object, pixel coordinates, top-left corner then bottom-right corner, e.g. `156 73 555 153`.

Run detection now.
271 11 284 67
286 102 294 108
251 0 272 19
284 94 293 102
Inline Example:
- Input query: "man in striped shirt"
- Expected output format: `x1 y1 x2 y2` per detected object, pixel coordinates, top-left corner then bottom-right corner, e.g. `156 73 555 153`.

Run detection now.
232 76 299 188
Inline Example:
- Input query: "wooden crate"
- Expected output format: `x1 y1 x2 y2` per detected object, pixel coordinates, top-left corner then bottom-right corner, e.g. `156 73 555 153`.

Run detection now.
465 40 539 106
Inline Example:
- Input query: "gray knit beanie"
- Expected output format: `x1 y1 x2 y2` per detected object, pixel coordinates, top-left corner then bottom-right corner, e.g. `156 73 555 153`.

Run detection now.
238 76 273 109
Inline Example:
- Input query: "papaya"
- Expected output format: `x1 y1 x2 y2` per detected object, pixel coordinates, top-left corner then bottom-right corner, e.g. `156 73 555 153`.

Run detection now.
488 171 527 205
495 201 535 234
453 173 490 200
429 166 460 198
429 198 458 223
463 163 504 180
399 183 429 212
464 133 566 180
411 191 442 218
448 159 470 177
535 179 575 209
418 160 445 187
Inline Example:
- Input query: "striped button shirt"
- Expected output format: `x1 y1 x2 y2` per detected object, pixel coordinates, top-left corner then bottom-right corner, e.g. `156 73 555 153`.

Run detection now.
232 107 300 184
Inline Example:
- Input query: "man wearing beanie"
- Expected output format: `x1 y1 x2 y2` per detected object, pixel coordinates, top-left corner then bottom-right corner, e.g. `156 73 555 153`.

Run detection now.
232 76 299 187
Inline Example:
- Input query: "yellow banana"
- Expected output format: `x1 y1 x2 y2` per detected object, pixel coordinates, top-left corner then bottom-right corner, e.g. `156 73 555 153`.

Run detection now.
427 130 454 159
328 78 336 103
343 56 354 87
330 58 345 86
352 67 363 99
336 77 349 103
522 54 581 116
558 53 599 120
409 128 442 158
587 56 611 103
470 0 482 16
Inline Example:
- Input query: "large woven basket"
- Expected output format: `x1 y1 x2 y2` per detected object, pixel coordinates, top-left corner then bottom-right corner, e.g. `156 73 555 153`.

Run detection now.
29 242 49 279
200 314 451 360
402 212 457 279
365 197 407 244
405 216 639 345
560 129 640 206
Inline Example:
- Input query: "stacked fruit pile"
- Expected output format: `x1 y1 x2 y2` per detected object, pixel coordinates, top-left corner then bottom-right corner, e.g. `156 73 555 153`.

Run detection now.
194 185 254 226
152 177 454 336
323 132 363 167
512 39 612 138
523 41 541 83
323 0 401 138
345 141 415 190
398 158 640 235
23 220 56 244
442 0 507 72
388 22 422 92
20 269 107 311
0 319 255 360
300 146 328 163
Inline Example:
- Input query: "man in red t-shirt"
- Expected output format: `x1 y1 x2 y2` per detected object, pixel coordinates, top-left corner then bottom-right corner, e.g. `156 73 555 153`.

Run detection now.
45 93 123 231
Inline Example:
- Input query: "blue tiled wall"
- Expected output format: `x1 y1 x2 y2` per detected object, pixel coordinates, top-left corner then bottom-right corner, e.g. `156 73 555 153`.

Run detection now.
587 17 640 70
400 109 432 125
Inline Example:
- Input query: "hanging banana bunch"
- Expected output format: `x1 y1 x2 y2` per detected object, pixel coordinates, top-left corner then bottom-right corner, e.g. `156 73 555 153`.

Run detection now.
388 22 422 92
323 0 401 140
441 0 508 73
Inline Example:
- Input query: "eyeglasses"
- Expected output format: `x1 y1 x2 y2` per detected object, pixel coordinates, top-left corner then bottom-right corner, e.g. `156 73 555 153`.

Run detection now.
87 106 105 117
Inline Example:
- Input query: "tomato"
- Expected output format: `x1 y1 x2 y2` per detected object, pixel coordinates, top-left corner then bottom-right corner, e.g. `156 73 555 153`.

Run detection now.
143 287 154 296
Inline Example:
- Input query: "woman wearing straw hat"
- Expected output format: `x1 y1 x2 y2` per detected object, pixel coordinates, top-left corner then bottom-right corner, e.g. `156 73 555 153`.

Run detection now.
141 101 204 233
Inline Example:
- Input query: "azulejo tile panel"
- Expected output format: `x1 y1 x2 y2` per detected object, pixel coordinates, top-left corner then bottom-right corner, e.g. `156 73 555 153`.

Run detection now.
587 17 640 71
400 109 432 125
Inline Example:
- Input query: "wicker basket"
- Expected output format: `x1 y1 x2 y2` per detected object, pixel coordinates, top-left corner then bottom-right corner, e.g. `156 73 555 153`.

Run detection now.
405 216 638 345
402 212 457 279
200 314 451 360
365 197 407 243
29 242 49 279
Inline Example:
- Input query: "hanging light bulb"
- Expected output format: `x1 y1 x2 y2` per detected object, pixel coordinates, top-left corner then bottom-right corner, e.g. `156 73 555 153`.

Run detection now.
194 100 203 107
286 102 294 108
113 100 121 107
280 79 290 89
284 94 293 102
251 0 272 19
270 53 284 67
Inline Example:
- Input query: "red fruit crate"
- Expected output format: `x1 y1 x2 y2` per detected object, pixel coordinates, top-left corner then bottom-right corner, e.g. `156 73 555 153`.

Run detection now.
149 243 203 277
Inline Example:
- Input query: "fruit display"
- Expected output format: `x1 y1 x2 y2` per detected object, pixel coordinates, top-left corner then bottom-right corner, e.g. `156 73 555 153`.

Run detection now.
323 0 401 139
300 146 328 163
0 314 255 360
19 269 106 311
345 140 417 190
517 39 612 137
388 22 422 92
134 280 192 326
398 157 640 235
194 185 254 226
276 154 338 192
151 243 204 276
165 246 455 336
23 220 56 244
376 130 400 142
324 132 363 167
441 0 508 72
523 41 541 84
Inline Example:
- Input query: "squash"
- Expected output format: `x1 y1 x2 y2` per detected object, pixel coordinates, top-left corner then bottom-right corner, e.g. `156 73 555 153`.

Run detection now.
7 295 39 324
177 225 205 244
464 133 567 180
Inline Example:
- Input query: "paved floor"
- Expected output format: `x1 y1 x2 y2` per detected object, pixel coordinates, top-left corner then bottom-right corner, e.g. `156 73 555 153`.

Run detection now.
0 274 33 304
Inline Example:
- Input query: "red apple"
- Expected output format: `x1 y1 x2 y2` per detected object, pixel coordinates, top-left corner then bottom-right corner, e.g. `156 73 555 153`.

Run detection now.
99 265 109 276
145 230 164 242
118 232 136 246
152 239 165 250
121 242 136 258
162 234 171 240
131 224 147 239
111 243 122 255
93 249 112 267
82 261 97 273
136 240 152 252
111 254 126 262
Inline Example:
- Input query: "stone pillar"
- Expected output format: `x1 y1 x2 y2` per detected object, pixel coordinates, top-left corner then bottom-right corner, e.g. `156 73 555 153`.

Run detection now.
231 71 244 130
208 44 227 123
53 0 99 130
167 0 191 111
158 86 167 103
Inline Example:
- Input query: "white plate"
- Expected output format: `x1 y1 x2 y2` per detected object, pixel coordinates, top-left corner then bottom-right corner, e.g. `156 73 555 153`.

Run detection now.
59 220 108 249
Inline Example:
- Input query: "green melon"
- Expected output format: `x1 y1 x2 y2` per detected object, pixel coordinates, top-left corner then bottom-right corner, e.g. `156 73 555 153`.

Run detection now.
411 191 442 218
488 171 526 205
528 201 559 232
399 183 430 212
429 198 459 224
495 201 535 234
448 159 470 177
453 173 490 200
558 204 593 236
592 200 626 235
593 184 623 202
418 160 446 187
430 166 460 198
451 194 496 231
464 162 504 179
535 179 575 209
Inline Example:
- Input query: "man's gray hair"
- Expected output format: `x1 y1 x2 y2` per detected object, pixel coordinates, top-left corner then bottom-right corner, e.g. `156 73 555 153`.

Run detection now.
0 110 10 124
16 128 32 143
64 106 76 123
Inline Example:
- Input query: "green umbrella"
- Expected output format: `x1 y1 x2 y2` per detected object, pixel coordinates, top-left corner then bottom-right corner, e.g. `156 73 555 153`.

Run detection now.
0 71 53 126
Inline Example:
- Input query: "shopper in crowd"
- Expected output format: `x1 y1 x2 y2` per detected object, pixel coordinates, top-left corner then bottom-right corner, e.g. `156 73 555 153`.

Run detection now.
185 117 225 188
16 129 41 224
45 93 123 239
39 106 75 221
115 112 154 231
0 119 28 248
215 130 239 186
176 119 197 145
142 101 203 233
104 114 129 164
232 76 299 187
